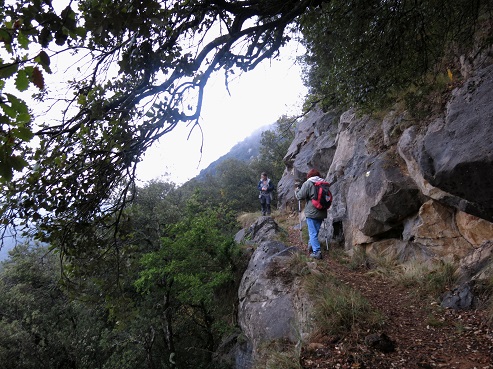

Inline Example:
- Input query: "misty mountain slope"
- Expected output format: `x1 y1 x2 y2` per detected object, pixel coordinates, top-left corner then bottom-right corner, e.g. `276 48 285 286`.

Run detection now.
196 124 273 180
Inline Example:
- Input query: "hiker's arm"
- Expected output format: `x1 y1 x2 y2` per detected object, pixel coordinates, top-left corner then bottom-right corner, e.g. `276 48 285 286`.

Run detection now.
295 182 309 200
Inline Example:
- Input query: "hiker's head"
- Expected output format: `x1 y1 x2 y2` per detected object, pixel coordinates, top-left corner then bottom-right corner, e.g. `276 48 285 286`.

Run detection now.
307 169 321 179
261 172 268 179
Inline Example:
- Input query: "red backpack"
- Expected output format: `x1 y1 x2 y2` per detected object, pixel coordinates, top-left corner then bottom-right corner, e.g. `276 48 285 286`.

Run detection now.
311 181 333 210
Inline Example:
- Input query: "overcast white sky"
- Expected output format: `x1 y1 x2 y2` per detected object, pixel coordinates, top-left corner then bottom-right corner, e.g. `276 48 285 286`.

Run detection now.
136 43 308 185
3 0 308 186
0 5 308 259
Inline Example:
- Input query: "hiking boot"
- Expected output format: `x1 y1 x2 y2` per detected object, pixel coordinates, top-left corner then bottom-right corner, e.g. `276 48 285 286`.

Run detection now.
309 251 322 260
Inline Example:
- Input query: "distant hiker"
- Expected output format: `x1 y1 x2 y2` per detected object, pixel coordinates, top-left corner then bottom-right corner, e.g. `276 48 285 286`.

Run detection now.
258 172 274 216
295 169 328 259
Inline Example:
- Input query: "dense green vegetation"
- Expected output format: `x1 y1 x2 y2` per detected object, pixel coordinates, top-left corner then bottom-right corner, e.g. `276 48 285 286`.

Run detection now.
0 0 319 253
2 0 491 255
299 0 493 113
1 0 492 367
0 184 244 368
0 117 289 368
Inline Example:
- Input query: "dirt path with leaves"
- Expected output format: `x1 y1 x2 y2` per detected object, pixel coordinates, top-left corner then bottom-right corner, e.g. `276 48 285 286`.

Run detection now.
286 227 493 369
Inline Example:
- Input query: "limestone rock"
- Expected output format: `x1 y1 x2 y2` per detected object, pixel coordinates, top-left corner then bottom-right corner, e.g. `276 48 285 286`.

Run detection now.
457 241 493 283
346 151 423 238
418 65 493 222
441 283 476 310
396 68 493 223
398 126 459 202
247 216 280 244
276 169 298 213
440 241 493 311
365 239 435 263
279 109 339 210
283 109 338 176
456 211 493 247
237 240 310 365
403 200 473 260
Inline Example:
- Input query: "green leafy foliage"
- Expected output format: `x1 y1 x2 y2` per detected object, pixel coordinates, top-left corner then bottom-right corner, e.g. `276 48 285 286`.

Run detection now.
127 179 183 248
133 206 242 367
252 115 297 182
136 208 238 300
0 2 82 183
128 197 244 367
299 0 493 112
182 158 260 214
0 175 251 369
0 243 109 369
0 92 33 181
0 0 324 259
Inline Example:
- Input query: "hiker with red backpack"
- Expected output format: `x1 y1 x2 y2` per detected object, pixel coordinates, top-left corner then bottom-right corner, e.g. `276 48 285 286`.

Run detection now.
295 169 332 260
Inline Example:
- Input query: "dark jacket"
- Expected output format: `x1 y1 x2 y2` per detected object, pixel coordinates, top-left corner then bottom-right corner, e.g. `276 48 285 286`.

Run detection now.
258 177 274 195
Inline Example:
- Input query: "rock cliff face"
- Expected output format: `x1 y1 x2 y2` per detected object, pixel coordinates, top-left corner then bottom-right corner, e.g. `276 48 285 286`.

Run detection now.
278 65 493 268
226 217 313 369
232 63 493 369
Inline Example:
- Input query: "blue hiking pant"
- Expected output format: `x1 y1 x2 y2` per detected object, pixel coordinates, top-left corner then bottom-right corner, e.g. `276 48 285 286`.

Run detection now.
306 217 323 253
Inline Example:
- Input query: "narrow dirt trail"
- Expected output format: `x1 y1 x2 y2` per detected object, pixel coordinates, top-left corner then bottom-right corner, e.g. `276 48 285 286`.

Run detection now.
286 227 493 369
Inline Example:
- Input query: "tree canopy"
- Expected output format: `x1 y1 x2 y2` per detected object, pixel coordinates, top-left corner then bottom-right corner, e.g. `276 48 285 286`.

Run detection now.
0 196 245 368
0 0 323 250
1 0 492 255
299 0 493 111
1 2 492 366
